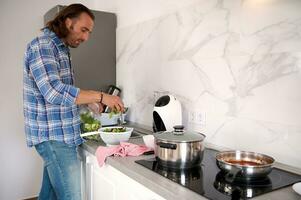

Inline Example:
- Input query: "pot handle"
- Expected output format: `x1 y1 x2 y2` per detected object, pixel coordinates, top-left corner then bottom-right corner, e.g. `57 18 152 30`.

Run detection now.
157 142 177 150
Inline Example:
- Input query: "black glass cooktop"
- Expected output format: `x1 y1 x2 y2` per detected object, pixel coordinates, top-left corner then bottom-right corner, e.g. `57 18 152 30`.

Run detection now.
135 149 301 200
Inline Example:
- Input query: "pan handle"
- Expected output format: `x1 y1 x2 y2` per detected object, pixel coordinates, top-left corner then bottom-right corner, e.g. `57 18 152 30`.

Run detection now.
157 142 177 150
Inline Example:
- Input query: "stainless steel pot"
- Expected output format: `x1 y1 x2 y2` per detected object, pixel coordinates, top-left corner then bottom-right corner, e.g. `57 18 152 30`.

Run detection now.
216 150 275 179
153 125 206 169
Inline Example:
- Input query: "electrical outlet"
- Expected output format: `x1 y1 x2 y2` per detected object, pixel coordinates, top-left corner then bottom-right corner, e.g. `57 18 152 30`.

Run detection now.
196 112 205 125
188 111 196 123
188 111 205 125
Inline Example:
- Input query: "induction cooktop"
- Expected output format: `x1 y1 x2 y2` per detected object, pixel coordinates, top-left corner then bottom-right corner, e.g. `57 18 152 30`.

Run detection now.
135 148 301 200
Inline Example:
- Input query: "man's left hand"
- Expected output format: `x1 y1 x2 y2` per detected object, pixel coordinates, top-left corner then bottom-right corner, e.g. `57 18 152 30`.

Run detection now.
87 103 104 114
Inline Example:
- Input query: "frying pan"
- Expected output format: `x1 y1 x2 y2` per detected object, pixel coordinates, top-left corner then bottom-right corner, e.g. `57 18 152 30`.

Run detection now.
216 150 275 179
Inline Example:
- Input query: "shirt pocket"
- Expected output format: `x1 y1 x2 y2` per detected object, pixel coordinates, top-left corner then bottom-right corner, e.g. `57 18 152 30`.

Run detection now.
58 52 73 85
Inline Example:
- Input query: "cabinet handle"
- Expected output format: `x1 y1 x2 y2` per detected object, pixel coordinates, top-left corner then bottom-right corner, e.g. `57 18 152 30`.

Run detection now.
86 156 92 164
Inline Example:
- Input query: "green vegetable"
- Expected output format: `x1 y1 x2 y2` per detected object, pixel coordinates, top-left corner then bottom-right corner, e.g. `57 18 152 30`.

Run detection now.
80 112 101 133
109 108 119 118
103 127 126 133
108 107 128 118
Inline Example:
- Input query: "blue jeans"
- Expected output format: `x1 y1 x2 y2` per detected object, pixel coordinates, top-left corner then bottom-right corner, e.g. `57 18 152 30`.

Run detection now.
35 141 81 200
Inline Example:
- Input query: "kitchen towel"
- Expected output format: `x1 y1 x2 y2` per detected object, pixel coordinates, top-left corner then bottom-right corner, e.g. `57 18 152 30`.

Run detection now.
95 142 153 167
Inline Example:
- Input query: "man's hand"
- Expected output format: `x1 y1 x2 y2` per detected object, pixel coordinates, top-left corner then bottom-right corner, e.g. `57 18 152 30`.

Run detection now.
102 93 124 112
87 103 104 114
75 90 124 112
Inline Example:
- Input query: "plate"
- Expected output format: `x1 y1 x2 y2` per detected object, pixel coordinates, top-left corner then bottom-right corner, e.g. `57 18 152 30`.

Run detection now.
80 131 100 138
292 182 301 196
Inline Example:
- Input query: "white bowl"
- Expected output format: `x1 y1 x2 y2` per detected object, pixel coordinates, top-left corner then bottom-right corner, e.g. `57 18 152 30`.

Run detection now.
142 135 155 149
293 182 301 196
99 126 133 146
95 113 127 126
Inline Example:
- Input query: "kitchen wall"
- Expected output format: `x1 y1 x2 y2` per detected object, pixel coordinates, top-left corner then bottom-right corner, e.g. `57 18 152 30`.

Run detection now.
1 0 300 199
0 0 116 199
116 0 301 168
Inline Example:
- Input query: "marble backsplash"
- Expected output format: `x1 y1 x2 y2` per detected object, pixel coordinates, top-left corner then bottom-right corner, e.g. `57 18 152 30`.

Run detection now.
116 0 301 168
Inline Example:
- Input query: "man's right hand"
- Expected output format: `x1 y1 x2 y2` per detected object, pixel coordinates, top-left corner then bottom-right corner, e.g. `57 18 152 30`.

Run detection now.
75 90 124 112
102 93 124 112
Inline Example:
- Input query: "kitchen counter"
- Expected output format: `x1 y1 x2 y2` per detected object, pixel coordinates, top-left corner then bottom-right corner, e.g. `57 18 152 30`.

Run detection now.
79 122 301 200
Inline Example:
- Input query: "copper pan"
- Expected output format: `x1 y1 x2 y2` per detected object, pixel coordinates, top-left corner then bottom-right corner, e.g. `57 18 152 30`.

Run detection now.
216 150 275 179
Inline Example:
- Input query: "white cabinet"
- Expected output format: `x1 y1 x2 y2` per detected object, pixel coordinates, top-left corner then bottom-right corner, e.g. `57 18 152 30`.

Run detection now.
80 149 165 200
91 165 116 199
78 149 87 200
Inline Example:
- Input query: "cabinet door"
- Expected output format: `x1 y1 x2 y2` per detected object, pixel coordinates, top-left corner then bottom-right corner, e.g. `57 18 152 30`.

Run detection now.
86 155 117 200
92 164 116 200
115 173 166 200
92 161 165 200
84 151 165 200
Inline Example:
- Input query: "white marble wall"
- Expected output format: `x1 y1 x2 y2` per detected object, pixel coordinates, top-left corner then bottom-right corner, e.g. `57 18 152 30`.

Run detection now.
116 0 301 168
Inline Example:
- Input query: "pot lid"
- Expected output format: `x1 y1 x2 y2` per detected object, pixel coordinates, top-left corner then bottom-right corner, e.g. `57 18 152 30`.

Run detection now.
154 125 205 143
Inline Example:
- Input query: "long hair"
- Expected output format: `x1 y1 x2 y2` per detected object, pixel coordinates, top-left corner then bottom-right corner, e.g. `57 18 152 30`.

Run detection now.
45 4 95 38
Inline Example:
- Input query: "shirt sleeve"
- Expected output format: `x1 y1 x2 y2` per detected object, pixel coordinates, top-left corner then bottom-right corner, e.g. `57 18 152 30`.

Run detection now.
26 41 80 106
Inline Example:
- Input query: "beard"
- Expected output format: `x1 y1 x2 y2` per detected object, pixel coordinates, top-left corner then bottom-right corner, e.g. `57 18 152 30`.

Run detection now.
65 25 82 48
68 42 80 48
66 36 82 48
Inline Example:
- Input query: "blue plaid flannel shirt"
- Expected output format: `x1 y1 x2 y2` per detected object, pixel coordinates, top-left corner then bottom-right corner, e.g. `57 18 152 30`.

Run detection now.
23 28 83 147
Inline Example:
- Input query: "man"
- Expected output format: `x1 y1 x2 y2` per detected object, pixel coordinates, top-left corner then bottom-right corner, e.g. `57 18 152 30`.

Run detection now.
23 4 123 200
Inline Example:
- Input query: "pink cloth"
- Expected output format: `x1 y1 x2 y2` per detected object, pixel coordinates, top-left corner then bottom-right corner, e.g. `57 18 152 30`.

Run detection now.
95 142 153 167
